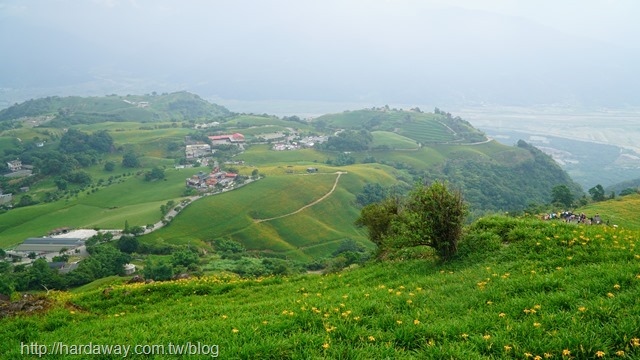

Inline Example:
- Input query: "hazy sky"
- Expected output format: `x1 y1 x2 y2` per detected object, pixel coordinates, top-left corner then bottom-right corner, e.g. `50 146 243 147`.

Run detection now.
1 0 639 107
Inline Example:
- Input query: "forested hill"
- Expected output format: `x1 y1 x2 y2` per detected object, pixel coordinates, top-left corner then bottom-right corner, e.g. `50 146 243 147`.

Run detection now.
312 107 582 214
0 91 231 126
435 140 584 215
314 107 487 144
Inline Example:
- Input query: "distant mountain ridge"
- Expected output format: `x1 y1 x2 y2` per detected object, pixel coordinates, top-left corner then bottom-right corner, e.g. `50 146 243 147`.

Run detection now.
0 91 231 125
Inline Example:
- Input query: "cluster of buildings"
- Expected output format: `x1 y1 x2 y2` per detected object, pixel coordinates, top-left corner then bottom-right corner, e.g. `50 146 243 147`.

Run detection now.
272 136 327 151
186 166 239 190
6 228 136 274
184 133 246 161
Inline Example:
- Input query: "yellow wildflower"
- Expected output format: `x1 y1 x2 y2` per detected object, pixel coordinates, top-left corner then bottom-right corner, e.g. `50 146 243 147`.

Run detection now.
483 334 491 340
504 345 512 352
544 353 552 358
368 336 375 341
578 306 587 312
413 319 420 325
461 333 469 340
231 328 239 333
499 312 506 318
562 349 571 356
595 350 605 358
616 350 625 357
607 292 615 298
533 322 541 327
322 343 330 349
406 299 413 304
614 284 621 290
631 338 640 347
396 320 402 325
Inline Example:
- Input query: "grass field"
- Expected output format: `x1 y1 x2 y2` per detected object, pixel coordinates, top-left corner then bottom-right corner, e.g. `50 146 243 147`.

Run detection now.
222 115 312 131
397 119 455 144
577 193 640 230
2 216 639 359
371 131 419 149
0 168 202 248
141 170 380 261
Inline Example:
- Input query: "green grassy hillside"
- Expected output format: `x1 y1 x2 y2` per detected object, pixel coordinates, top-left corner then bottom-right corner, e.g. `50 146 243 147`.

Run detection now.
576 193 640 230
0 168 202 248
143 167 397 261
371 131 419 149
1 96 584 261
315 108 486 144
0 92 231 124
2 216 639 359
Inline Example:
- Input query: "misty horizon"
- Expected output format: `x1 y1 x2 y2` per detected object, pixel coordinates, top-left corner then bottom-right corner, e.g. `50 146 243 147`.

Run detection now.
1 0 639 110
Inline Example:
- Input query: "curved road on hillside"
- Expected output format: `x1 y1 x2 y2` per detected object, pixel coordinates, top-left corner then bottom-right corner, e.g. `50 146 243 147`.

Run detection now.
254 171 346 223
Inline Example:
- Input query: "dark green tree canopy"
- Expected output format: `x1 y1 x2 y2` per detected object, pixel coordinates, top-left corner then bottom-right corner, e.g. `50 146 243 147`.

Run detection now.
356 181 467 260
59 129 113 154
551 184 574 208
588 184 606 202
122 151 140 168
322 129 373 151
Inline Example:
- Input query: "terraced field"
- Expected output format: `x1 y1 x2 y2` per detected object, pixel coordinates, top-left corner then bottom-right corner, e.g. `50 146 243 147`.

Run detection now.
397 120 455 143
371 131 419 149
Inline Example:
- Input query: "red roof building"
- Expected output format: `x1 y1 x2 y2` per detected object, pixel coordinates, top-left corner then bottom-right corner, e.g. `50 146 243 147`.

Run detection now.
208 133 245 143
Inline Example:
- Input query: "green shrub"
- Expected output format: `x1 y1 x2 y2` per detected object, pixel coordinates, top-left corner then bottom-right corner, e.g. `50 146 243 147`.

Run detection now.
457 231 502 259
356 181 467 260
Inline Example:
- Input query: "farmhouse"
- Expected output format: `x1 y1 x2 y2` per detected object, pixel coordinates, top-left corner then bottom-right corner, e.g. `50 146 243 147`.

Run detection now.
186 170 238 189
7 159 22 172
208 133 245 145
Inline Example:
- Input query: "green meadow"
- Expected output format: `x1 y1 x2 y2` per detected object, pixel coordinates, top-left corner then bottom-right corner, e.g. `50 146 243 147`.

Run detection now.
371 131 419 149
577 193 640 230
222 114 312 130
2 216 639 359
142 169 391 260
0 168 202 248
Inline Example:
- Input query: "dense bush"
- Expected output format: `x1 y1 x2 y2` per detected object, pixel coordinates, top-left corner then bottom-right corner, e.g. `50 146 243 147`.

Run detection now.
356 181 467 260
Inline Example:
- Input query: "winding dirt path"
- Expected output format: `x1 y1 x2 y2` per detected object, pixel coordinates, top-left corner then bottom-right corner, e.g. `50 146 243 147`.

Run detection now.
254 172 346 223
